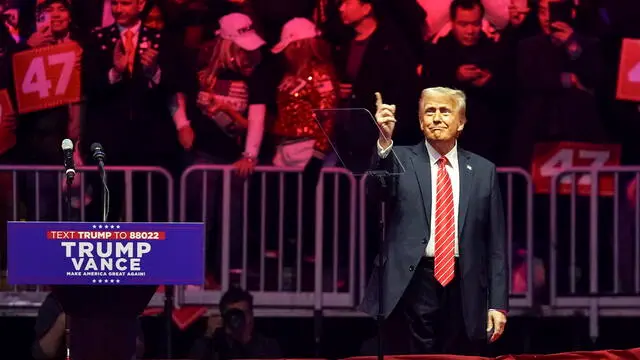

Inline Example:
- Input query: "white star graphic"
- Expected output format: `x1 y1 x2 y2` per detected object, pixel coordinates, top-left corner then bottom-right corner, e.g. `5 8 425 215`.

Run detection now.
98 225 103 229
116 279 120 283
98 279 103 283
111 225 115 229
92 225 97 229
110 279 115 283
116 225 120 229
92 279 96 283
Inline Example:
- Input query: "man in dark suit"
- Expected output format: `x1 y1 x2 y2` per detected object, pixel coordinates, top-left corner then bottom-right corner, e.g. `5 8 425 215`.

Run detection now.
359 87 508 355
80 0 191 222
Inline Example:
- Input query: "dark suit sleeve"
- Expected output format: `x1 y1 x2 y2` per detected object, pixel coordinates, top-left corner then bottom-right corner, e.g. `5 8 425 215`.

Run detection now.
367 146 404 200
370 145 403 174
488 165 508 311
82 31 119 96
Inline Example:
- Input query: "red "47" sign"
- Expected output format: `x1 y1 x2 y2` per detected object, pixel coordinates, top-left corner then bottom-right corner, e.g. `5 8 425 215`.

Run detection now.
531 142 622 197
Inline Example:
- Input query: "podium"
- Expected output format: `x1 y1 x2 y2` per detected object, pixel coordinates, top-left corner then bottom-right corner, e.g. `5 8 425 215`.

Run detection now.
7 221 205 360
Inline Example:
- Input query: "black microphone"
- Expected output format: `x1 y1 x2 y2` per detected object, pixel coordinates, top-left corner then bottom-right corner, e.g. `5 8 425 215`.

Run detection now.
90 142 106 168
90 142 109 222
61 139 76 185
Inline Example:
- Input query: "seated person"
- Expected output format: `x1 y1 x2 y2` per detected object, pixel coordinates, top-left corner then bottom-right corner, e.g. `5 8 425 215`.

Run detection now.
190 286 281 360
32 292 145 360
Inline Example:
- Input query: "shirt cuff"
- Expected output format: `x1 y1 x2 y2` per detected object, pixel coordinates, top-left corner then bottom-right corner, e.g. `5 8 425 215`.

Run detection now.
561 72 573 88
489 309 508 315
108 68 122 84
377 139 393 158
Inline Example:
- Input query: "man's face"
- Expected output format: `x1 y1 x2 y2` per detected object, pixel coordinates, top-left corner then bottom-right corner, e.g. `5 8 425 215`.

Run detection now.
420 95 465 142
339 0 371 26
538 0 552 34
452 5 483 46
112 0 145 27
48 3 71 34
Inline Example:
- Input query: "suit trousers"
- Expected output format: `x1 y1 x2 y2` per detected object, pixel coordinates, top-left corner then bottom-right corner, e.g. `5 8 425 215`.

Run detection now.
401 257 485 355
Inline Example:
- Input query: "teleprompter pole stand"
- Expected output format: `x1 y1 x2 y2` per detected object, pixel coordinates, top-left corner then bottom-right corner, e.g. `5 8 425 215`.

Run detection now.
65 175 74 360
165 285 173 358
366 169 393 360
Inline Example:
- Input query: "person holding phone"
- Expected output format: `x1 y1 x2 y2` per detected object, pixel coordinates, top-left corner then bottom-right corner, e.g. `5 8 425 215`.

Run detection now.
509 0 605 170
422 0 508 164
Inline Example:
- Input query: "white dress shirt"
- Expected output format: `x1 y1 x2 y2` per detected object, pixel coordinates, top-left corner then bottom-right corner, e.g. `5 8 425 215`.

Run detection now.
377 140 460 258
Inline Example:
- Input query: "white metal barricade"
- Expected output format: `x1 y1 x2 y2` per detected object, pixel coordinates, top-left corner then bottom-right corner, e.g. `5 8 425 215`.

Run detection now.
0 165 173 311
357 167 534 311
176 165 358 310
550 166 640 338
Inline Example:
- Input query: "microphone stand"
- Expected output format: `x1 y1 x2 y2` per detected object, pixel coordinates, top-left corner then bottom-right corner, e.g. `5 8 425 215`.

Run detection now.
65 176 73 222
96 159 109 222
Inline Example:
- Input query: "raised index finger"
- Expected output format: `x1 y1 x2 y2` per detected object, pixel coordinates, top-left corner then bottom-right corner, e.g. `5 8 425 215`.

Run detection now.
374 92 383 109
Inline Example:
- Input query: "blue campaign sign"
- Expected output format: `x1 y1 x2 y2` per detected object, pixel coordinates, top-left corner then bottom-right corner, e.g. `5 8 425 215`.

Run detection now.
7 222 205 285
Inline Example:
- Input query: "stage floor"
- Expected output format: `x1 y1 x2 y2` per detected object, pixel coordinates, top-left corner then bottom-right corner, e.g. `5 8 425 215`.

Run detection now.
2 315 640 359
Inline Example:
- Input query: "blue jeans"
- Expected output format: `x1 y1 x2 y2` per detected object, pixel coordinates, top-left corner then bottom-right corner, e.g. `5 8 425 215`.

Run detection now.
184 151 246 275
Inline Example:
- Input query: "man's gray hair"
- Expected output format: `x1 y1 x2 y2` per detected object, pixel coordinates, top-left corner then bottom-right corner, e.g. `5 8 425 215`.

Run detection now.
419 87 467 123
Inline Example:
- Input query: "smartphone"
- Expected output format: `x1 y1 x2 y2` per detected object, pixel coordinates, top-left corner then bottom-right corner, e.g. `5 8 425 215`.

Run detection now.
549 0 573 25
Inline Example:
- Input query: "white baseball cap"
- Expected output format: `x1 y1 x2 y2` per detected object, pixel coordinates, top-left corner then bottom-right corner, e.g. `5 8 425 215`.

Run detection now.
271 17 320 54
217 13 265 51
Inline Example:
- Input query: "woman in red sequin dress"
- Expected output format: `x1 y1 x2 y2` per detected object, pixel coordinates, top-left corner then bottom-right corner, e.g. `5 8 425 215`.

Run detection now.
270 17 339 268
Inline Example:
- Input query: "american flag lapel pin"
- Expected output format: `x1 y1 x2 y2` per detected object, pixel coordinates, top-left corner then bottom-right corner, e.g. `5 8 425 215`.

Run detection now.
466 164 472 171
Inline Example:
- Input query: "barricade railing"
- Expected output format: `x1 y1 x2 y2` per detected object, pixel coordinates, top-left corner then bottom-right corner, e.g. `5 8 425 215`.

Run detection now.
176 165 358 310
8 163 640 327
0 165 173 309
550 166 640 338
357 167 535 310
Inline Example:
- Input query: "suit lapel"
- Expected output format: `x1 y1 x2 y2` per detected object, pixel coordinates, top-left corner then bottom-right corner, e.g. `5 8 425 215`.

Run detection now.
458 149 473 237
410 144 432 229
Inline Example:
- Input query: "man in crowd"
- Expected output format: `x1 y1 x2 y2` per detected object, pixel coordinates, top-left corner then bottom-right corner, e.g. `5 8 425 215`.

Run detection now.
509 0 605 168
423 0 508 165
190 287 281 360
80 0 191 223
332 0 420 170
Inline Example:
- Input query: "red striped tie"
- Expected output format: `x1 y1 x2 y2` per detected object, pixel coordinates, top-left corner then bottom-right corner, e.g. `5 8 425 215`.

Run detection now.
434 156 455 286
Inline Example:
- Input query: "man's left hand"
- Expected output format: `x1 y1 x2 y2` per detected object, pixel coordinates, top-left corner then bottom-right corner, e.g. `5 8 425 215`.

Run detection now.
141 48 159 78
487 309 507 343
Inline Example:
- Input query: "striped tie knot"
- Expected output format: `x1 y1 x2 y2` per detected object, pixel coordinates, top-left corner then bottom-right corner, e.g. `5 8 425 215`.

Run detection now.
437 156 448 169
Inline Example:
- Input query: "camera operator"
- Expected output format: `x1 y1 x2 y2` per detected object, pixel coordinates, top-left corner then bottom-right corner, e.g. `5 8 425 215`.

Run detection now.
190 287 281 360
